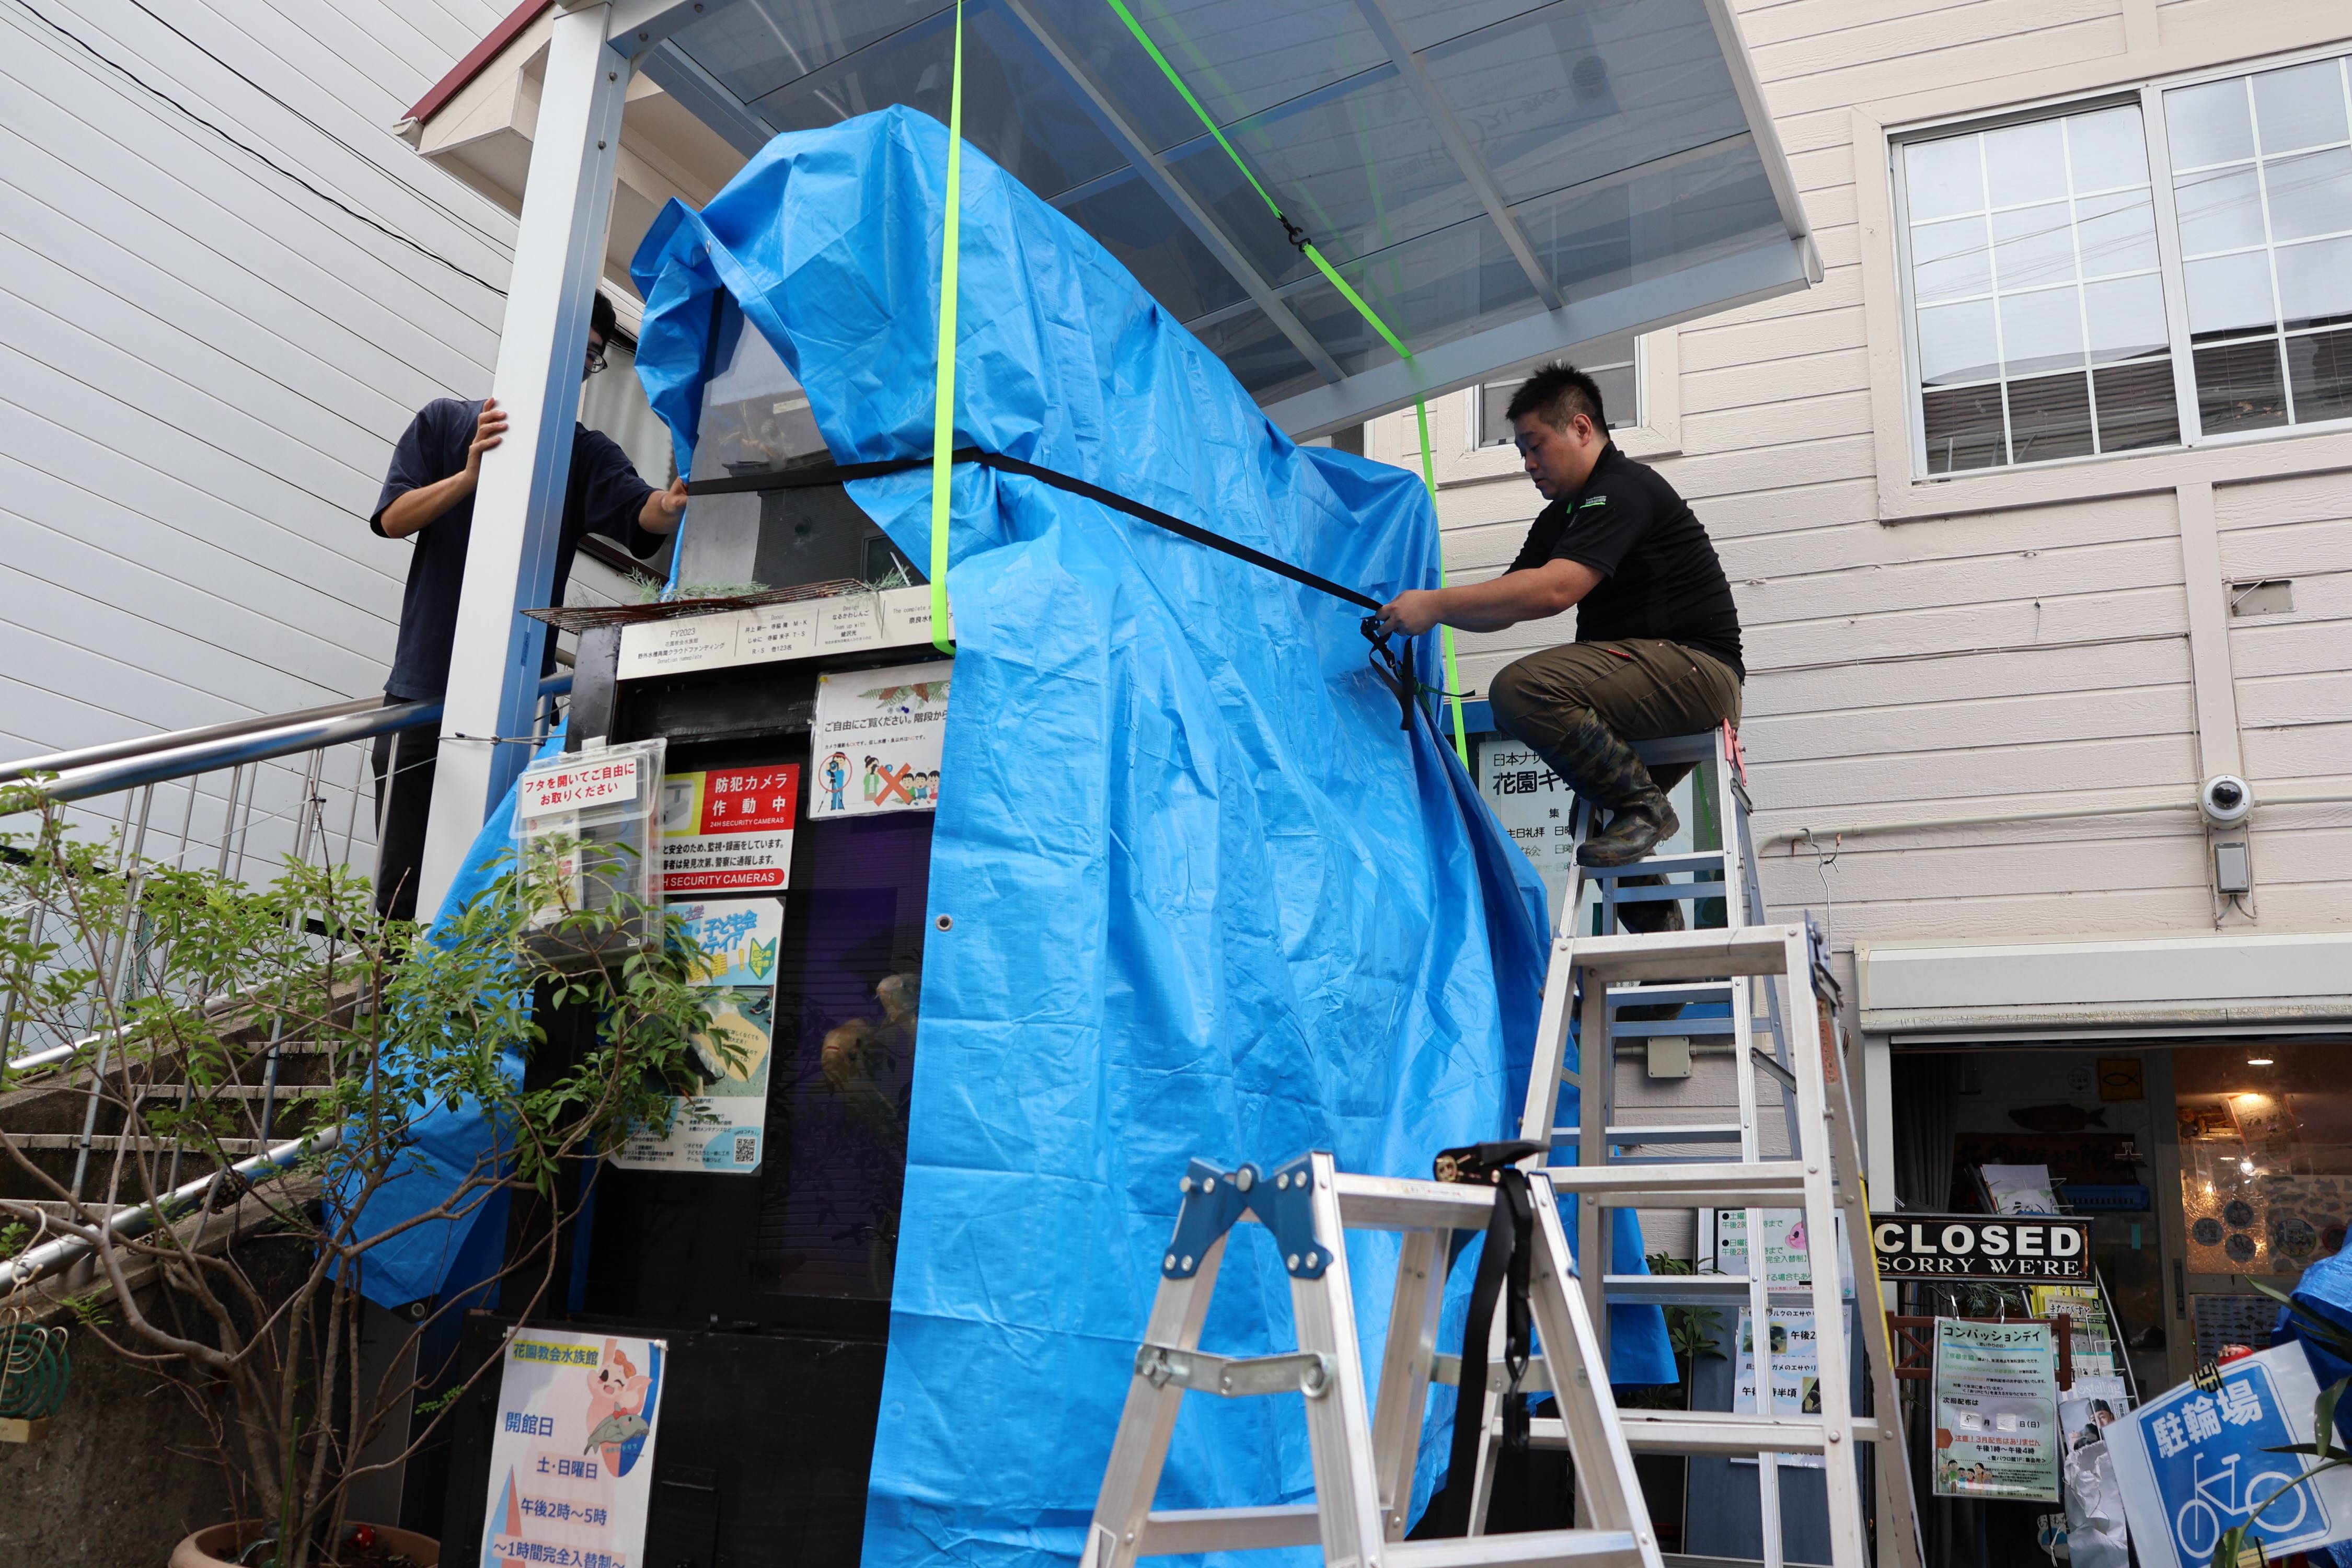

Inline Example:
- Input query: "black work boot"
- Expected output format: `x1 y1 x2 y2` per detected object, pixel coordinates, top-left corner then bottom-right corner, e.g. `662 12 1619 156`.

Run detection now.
1612 875 1685 936
1578 793 1679 869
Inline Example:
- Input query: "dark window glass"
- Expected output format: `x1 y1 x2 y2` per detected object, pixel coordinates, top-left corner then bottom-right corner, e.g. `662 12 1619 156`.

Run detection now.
2196 339 2291 432
2093 360 2183 451
1478 359 1638 446
2286 327 2352 424
2006 373 2097 464
1921 383 2007 472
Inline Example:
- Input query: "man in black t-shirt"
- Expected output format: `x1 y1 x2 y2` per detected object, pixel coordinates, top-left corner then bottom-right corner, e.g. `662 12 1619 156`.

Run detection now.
1376 363 1743 880
367 292 688 919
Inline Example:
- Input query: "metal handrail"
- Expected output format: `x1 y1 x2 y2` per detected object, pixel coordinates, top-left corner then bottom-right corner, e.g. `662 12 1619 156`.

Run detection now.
0 696 385 785
17 674 570 805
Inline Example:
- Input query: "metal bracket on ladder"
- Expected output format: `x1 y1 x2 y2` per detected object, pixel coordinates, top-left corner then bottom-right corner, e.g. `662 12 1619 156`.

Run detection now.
1497 725 1924 1568
1081 1150 1664 1568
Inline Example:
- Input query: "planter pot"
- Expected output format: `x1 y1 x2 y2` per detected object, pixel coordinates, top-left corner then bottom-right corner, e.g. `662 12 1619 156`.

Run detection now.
170 1521 440 1568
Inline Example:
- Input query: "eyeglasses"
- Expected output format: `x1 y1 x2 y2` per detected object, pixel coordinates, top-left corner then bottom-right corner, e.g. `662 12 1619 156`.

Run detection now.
584 343 608 376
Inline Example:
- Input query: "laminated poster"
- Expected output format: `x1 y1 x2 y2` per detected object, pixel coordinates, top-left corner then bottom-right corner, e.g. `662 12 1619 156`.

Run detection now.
2110 1342 2352 1568
659 764 797 894
809 661 951 818
613 898 782 1175
2029 1284 2123 1383
1732 1308 1824 1469
479 1327 665 1568
1475 739 1579 926
1713 1207 1853 1297
1934 1318 2062 1502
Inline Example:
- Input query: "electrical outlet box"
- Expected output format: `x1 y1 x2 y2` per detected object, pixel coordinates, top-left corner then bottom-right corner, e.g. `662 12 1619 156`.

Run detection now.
2215 839 2252 895
1646 1036 1692 1079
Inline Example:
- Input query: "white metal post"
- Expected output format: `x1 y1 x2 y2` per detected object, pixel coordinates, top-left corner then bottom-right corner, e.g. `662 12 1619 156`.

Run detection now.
417 3 631 915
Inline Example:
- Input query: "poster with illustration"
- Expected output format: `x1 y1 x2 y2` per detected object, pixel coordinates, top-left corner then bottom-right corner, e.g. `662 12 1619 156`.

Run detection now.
1732 1308 1824 1469
809 661 951 817
613 898 781 1175
659 764 797 894
479 1328 665 1568
1712 1208 1853 1296
1934 1318 2061 1502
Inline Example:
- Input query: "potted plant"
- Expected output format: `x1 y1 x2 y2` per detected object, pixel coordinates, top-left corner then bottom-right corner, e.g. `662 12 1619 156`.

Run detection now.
0 781 723 1567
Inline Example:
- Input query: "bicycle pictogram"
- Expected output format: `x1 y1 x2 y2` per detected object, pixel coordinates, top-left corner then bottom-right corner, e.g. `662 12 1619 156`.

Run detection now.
2173 1450 2310 1558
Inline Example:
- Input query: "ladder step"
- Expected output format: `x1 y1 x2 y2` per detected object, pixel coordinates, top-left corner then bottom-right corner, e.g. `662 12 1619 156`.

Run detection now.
1388 1529 1647 1566
1595 1124 1744 1144
1138 1504 1319 1554
1532 1411 1888 1457
1553 928 1803 982
1331 1171 1497 1231
1604 1017 1734 1038
1605 982 1734 1008
1583 852 1725 880
1543 1160 1808 1209
1599 1274 1815 1305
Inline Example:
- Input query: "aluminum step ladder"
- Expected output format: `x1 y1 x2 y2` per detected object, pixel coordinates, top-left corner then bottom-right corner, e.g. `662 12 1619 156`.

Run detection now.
1081 1150 1665 1568
1492 726 1923 1568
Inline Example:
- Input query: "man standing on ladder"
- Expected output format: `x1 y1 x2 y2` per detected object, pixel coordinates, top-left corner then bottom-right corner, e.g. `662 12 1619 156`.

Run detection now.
1375 364 1743 929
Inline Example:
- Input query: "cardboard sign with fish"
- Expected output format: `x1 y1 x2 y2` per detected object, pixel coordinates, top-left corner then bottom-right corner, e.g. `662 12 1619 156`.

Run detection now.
480 1328 665 1568
809 660 951 818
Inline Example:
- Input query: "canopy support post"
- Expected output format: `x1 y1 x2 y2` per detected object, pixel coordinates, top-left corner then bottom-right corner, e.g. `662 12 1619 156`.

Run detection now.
419 3 632 916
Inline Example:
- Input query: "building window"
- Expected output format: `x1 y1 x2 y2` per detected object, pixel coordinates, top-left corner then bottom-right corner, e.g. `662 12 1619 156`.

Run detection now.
1894 50 2352 475
1476 347 1640 447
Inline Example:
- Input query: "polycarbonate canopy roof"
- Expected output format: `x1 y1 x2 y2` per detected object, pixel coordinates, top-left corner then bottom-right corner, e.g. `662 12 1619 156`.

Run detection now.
616 0 1815 435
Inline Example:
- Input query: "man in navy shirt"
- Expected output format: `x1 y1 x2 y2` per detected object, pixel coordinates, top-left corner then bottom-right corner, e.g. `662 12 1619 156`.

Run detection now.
1376 363 1743 902
368 292 687 919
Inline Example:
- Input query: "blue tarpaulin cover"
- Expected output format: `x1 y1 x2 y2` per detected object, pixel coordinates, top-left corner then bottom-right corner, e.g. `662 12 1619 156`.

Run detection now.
627 106 1670 1564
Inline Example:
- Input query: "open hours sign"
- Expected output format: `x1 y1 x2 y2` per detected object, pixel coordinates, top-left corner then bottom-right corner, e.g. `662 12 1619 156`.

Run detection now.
1871 1213 2094 1281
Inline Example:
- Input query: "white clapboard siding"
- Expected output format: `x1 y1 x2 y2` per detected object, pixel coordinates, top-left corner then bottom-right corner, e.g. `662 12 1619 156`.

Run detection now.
0 0 519 764
1411 0 2352 985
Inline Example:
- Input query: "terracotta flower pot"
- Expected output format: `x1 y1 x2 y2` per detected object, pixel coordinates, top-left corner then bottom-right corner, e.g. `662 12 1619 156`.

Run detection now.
169 1521 440 1568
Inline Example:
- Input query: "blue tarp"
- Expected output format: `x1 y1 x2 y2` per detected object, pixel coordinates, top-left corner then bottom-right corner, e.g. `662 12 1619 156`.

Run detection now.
337 727 564 1309
630 107 1668 1565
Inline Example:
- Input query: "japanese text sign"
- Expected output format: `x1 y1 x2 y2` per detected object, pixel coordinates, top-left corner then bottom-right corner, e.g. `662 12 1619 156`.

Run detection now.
1934 1318 2061 1502
1872 1213 2093 1281
2111 1343 2352 1568
481 1329 665 1568
517 756 641 820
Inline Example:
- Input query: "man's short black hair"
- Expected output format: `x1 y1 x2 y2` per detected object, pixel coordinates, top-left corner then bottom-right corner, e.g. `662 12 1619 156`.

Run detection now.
590 291 617 343
1504 363 1608 433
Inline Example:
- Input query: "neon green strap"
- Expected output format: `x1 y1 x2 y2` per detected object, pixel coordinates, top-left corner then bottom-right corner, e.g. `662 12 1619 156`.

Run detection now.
1102 0 1468 767
927 0 964 656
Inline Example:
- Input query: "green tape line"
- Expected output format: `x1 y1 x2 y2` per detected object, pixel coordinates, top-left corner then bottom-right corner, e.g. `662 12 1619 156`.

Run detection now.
927 0 964 657
1414 398 1470 770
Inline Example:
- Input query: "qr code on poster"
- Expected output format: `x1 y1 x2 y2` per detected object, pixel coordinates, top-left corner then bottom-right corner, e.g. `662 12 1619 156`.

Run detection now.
733 1135 757 1167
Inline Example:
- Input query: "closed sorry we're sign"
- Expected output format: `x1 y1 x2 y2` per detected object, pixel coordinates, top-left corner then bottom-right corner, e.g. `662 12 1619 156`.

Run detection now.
1870 1214 2093 1281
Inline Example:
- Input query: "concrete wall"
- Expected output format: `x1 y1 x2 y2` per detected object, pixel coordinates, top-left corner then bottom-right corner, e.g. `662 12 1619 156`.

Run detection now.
1377 0 2352 952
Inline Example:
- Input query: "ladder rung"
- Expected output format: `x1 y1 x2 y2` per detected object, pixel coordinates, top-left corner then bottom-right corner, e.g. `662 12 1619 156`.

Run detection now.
1388 1529 1646 1566
1532 1410 1883 1456
1432 1351 1554 1396
1597 1124 1744 1143
1606 1017 1734 1037
1599 1274 1819 1305
1139 1504 1319 1554
1330 1172 1495 1231
1597 882 1712 904
1558 928 1804 982
1606 982 1733 1008
1543 1160 1808 1207
1585 852 1726 880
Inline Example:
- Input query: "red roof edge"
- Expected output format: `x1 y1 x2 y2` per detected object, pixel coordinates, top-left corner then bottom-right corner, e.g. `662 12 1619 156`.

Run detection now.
403 0 557 126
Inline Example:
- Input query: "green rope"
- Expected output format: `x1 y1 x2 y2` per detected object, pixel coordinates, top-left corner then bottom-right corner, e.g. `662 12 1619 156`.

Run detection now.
927 0 965 657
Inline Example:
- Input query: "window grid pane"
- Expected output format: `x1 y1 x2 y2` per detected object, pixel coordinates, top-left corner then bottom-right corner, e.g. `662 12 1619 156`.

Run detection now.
2164 53 2352 432
1901 102 2177 470
1477 359 1640 447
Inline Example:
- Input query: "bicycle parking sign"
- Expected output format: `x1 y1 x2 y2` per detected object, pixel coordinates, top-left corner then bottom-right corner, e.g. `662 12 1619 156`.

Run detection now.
2110 1344 2352 1568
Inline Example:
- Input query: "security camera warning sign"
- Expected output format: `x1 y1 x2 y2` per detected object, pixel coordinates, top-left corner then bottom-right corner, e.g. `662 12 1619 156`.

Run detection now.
658 765 797 894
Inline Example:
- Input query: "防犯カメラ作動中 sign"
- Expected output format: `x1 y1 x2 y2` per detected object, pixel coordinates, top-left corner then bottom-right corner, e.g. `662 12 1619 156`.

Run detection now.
1870 1214 2093 1281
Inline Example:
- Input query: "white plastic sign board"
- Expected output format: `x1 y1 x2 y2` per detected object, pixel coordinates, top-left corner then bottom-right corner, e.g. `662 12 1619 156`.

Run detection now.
616 587 949 678
1732 1308 1823 1468
2111 1342 2352 1568
614 897 781 1175
810 661 951 817
480 1328 665 1568
517 755 642 818
659 765 797 894
1710 1208 1853 1297
1476 738 1578 927
1934 1318 2062 1502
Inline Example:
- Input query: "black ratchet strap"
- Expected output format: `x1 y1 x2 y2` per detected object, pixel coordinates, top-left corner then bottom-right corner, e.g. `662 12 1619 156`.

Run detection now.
1432 1138 1549 1536
689 451 1427 729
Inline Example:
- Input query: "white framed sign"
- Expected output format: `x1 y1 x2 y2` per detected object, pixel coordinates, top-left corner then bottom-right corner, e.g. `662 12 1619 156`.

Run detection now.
480 1328 666 1568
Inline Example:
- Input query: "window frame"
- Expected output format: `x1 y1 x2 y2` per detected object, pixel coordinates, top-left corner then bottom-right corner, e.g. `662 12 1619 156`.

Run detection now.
1471 350 1646 451
1889 44 2352 481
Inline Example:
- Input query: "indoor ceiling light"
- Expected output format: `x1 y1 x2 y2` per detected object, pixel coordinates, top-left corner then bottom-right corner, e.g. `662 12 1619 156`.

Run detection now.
2248 1056 2276 1065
